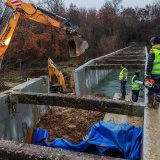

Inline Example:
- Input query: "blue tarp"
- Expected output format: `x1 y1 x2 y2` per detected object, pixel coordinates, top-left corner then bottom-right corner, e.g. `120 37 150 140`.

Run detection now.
33 121 143 160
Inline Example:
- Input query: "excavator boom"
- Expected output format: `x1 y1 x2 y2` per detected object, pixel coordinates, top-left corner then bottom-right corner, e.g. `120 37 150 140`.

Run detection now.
0 0 88 66
0 9 20 68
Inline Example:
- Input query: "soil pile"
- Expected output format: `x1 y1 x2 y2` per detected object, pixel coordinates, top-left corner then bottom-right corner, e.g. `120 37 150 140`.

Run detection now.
37 107 104 144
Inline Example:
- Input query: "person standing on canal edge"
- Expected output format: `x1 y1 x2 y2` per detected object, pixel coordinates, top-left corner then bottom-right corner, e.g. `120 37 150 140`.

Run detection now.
119 64 128 100
146 37 160 108
131 71 141 102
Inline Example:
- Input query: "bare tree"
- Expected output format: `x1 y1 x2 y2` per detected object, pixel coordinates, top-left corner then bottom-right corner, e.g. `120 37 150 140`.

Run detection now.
0 0 5 13
151 1 160 19
103 0 123 13
38 0 65 15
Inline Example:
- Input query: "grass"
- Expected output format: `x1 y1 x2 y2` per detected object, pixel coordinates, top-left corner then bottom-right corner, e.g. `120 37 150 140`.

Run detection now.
1 60 79 84
1 70 32 83
61 66 76 74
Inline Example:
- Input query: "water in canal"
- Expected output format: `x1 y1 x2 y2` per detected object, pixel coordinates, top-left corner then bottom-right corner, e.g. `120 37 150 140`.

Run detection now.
92 69 144 98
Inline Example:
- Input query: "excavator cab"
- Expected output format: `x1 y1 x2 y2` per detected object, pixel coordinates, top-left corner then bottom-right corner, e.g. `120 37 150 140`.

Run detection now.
50 84 63 93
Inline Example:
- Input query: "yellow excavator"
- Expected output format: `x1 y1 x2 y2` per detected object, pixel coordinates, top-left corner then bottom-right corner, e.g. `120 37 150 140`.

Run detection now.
0 0 88 68
48 57 66 93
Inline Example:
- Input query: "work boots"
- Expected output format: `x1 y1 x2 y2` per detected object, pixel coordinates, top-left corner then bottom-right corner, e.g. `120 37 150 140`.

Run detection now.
148 94 159 109
119 95 125 100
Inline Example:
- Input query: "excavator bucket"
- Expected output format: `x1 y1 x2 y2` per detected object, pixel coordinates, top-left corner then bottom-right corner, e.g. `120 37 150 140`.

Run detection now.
68 35 88 57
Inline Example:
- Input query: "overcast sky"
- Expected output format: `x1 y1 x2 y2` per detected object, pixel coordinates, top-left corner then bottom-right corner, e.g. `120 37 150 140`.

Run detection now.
65 0 156 10
23 0 157 10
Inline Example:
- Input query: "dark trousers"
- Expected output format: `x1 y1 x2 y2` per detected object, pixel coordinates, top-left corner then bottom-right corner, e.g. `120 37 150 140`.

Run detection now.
121 81 126 98
148 79 160 103
132 90 139 102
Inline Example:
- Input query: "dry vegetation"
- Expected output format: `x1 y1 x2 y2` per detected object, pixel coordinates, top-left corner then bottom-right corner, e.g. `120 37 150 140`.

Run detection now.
0 0 160 69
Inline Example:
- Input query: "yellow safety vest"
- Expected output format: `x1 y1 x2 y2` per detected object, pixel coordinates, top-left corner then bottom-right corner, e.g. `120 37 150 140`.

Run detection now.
151 45 160 75
119 68 128 81
132 75 140 90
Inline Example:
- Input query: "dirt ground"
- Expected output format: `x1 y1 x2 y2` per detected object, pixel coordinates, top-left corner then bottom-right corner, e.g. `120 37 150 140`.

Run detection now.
37 107 105 144
0 81 11 92
0 81 22 92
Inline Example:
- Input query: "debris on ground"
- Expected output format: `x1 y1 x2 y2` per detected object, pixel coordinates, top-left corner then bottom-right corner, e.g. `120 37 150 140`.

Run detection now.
0 81 11 92
37 107 105 144
93 92 110 98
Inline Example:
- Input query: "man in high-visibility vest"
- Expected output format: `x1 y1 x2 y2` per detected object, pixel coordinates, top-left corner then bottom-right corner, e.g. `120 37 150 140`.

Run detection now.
132 71 141 102
146 37 160 108
119 64 128 100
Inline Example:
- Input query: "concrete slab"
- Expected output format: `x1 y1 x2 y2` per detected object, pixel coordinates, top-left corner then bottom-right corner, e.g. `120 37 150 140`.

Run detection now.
116 53 145 56
143 107 160 160
104 113 143 127
10 92 144 117
104 59 145 64
107 91 144 143
106 56 145 59
113 93 131 101
75 46 131 95
86 64 145 70
0 77 49 141
0 140 120 160
113 93 144 103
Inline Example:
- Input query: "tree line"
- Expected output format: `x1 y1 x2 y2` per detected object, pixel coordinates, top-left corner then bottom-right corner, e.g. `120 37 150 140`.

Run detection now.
0 0 160 67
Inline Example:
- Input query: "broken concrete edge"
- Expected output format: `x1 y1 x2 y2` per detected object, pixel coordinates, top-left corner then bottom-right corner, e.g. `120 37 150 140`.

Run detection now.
85 64 145 70
12 76 49 92
10 92 145 117
0 76 49 105
0 76 49 142
0 76 49 95
0 140 113 160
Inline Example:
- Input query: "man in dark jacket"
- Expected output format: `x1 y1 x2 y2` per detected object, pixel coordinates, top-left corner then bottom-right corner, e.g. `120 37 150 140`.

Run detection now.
146 37 160 108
